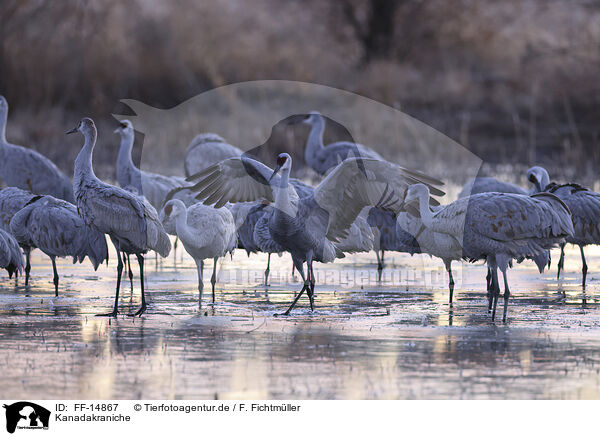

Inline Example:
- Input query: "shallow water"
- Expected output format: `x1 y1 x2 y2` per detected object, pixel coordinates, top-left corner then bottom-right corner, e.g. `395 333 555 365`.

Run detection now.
1 243 600 400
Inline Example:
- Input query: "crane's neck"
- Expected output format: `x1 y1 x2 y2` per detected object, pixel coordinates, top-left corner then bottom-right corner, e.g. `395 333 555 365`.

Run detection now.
74 129 98 184
304 117 325 170
416 190 437 231
273 169 298 217
174 209 195 244
0 109 7 144
536 171 550 192
116 132 140 186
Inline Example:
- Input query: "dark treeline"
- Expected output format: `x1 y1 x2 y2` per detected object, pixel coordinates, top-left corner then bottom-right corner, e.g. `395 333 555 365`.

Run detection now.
2 0 600 178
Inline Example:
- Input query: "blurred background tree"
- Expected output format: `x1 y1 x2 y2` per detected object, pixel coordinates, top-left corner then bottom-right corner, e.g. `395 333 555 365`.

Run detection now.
1 0 599 181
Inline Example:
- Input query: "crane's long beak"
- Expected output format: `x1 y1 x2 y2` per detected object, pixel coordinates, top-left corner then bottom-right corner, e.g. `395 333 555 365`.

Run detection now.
65 127 78 135
269 164 282 182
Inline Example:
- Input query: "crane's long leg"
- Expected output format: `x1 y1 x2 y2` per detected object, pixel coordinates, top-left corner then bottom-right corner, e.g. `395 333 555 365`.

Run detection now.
376 250 385 281
307 260 315 311
126 253 134 294
264 253 271 287
501 268 510 323
24 248 31 286
491 267 500 321
51 256 59 297
97 239 122 317
445 260 454 305
580 245 588 290
487 267 494 313
280 259 309 316
557 243 566 280
196 259 204 306
130 254 146 316
486 268 492 307
211 257 218 303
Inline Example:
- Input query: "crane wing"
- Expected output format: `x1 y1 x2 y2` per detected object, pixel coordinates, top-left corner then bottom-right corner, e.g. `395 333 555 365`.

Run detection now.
187 155 279 207
314 158 444 241
78 182 147 247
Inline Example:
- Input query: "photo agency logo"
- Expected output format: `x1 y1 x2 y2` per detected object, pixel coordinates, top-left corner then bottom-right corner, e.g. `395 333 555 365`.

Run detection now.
112 80 483 289
3 402 50 434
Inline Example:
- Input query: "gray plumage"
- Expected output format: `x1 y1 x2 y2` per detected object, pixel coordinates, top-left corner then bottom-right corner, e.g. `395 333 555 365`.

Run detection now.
0 187 36 232
188 152 444 314
526 166 550 194
164 186 200 210
0 187 37 283
0 228 24 278
184 133 242 177
545 183 600 247
161 199 236 305
299 111 407 273
333 209 375 254
397 210 461 301
233 203 282 255
458 177 527 198
9 195 108 295
367 207 419 276
289 178 314 199
527 165 598 287
69 117 171 317
544 180 600 288
300 111 383 176
115 120 187 211
458 166 550 198
406 184 573 321
0 96 74 203
228 202 283 286
230 171 316 286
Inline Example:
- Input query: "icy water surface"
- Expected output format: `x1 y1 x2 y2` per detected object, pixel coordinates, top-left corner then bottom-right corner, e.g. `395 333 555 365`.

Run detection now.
1 243 600 400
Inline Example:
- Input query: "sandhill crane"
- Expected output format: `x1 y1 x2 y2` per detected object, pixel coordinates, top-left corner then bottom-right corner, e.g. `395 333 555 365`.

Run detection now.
405 184 573 321
233 201 375 287
296 111 383 176
366 208 407 279
0 187 37 282
457 166 550 198
458 177 527 198
526 166 551 194
296 111 414 276
396 211 462 302
10 195 108 296
230 202 282 286
0 228 24 278
114 120 187 211
333 209 375 254
184 133 243 177
0 187 36 231
544 182 600 289
161 199 236 305
0 96 74 203
68 118 171 316
526 165 600 288
187 153 444 314
227 177 314 287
